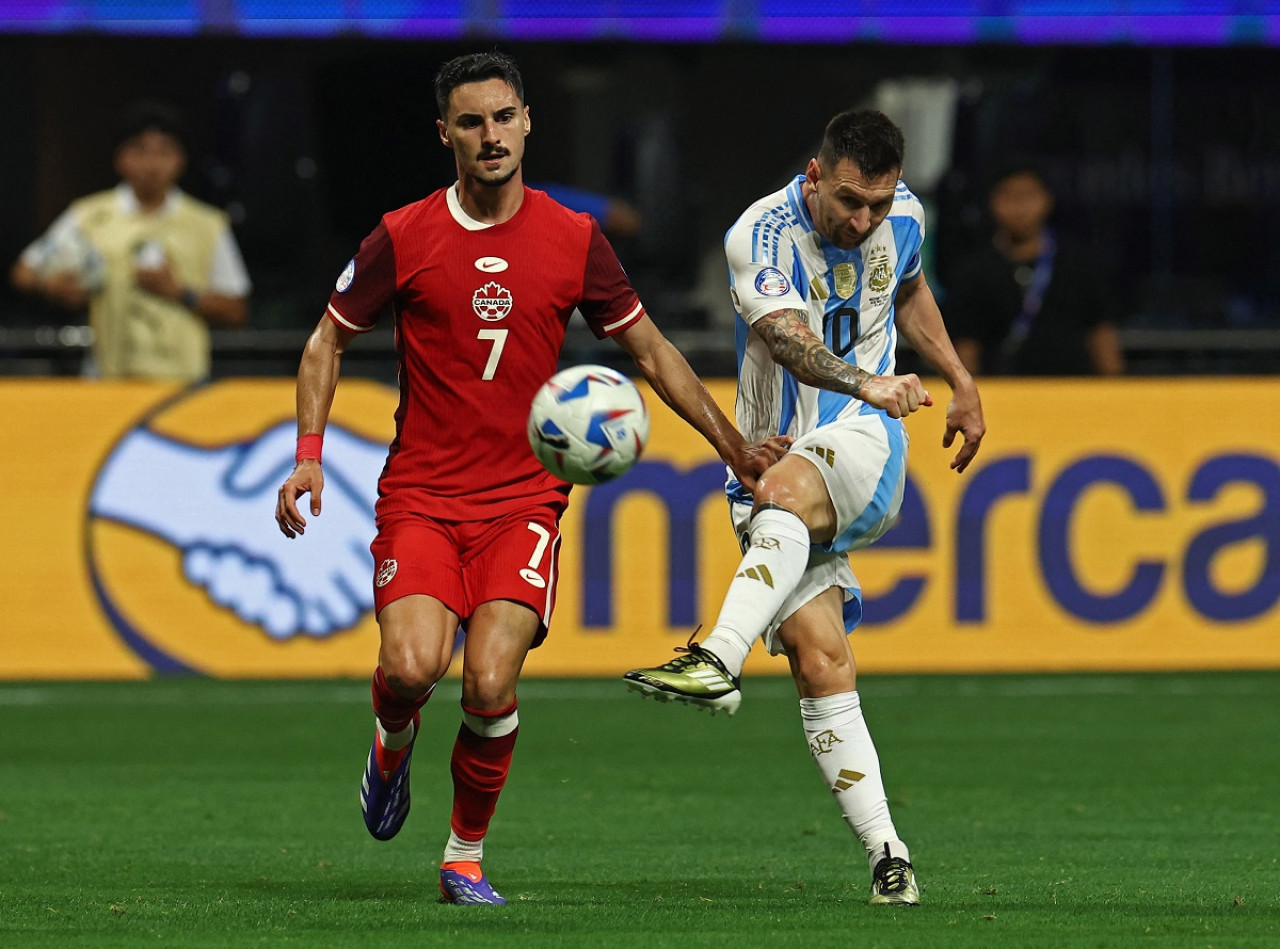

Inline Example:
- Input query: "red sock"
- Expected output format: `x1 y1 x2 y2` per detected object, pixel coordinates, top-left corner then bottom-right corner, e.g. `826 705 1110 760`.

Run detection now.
449 700 519 842
371 666 432 733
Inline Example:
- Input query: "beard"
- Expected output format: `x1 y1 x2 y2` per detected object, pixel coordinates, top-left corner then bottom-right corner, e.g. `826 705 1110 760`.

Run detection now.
476 165 519 188
825 212 874 250
474 150 519 188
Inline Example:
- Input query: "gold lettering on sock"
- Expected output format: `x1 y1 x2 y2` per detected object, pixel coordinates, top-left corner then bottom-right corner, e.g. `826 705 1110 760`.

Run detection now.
809 729 845 757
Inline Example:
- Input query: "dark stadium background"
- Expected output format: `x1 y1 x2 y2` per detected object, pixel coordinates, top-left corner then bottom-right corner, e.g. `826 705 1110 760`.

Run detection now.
2 11 1279 377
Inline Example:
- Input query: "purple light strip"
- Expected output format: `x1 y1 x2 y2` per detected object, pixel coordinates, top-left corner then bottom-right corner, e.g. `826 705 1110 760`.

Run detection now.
1 10 1278 45
499 16 722 41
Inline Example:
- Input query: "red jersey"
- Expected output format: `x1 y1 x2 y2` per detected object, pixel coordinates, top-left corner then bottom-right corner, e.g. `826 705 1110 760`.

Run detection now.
325 184 646 522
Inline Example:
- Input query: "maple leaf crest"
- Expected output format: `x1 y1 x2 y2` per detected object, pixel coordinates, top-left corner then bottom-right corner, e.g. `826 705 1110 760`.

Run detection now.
472 281 513 321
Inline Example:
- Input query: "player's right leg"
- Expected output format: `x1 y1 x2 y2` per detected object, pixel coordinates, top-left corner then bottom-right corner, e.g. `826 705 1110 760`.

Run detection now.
623 454 828 713
362 593 459 841
679 415 902 714
362 514 467 841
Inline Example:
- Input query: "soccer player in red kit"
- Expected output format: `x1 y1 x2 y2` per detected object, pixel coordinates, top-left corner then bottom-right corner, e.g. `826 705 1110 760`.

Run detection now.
275 52 788 905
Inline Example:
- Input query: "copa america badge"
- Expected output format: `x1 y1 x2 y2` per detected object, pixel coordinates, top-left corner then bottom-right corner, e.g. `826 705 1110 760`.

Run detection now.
754 267 790 296
336 258 356 293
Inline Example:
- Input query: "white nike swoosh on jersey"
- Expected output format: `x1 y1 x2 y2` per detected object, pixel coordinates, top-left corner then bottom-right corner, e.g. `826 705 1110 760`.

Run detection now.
475 257 509 272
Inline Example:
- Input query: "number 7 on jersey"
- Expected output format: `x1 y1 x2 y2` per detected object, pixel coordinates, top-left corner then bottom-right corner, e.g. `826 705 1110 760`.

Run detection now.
477 329 509 380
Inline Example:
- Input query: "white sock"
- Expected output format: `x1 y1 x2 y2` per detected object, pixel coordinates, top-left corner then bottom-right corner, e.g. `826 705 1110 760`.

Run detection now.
442 830 484 865
702 507 811 677
868 839 913 875
799 691 905 865
376 717 415 751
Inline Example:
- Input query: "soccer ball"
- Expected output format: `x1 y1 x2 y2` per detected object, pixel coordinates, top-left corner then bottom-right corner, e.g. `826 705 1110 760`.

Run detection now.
527 364 650 485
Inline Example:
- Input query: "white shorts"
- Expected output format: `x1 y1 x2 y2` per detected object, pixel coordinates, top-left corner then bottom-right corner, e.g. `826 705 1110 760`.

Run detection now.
729 411 908 654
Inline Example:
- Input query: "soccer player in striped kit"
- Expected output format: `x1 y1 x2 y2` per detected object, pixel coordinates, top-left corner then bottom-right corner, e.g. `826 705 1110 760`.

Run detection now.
625 109 986 906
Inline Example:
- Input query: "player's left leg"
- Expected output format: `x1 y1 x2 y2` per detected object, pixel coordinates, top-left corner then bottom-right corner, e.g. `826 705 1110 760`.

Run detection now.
437 599 539 905
777 590 919 906
439 506 562 905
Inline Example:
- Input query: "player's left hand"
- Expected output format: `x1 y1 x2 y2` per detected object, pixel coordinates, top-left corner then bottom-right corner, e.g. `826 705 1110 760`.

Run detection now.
729 434 793 494
942 382 986 473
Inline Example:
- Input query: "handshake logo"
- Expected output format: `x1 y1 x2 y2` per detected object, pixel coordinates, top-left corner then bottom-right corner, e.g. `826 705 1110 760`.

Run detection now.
90 419 385 642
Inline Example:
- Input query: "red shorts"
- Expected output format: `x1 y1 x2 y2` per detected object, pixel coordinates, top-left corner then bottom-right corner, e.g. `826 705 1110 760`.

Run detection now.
370 503 565 644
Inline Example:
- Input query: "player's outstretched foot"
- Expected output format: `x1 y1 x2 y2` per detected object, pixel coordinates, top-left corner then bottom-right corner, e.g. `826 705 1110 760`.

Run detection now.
623 637 741 716
869 856 920 906
359 713 419 841
439 861 507 905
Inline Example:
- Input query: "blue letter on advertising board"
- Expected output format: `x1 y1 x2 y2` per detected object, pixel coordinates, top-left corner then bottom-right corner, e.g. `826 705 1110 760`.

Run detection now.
582 460 727 628
1183 454 1280 621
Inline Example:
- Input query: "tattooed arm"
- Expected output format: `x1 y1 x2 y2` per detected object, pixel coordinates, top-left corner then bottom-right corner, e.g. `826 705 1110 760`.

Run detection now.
751 307 932 420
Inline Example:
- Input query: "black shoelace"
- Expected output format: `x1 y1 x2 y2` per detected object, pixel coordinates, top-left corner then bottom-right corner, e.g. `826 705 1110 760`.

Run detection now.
875 858 912 891
663 627 719 671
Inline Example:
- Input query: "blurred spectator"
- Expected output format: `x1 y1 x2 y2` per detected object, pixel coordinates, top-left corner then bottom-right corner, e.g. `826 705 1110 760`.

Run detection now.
531 182 643 239
10 101 250 381
946 163 1123 376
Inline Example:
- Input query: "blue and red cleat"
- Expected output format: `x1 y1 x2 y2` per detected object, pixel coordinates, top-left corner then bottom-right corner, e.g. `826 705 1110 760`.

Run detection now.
439 862 507 905
359 713 419 841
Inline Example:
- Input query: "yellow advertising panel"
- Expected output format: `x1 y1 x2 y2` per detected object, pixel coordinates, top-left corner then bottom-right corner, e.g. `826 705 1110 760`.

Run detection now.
1 377 1277 680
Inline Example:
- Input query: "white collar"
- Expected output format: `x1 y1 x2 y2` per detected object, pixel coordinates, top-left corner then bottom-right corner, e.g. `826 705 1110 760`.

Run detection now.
446 182 496 231
116 182 183 217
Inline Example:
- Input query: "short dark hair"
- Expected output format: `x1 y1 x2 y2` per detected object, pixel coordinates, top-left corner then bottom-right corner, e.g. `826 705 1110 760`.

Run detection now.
116 101 187 152
987 160 1051 196
817 109 905 179
434 51 525 120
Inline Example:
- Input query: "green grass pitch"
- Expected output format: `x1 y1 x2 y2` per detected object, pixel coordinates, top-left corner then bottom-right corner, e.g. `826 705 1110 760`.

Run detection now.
2 672 1277 947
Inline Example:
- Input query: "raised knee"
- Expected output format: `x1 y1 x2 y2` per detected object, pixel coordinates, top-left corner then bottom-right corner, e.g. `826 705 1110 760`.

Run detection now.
752 472 791 510
381 645 448 697
752 472 816 531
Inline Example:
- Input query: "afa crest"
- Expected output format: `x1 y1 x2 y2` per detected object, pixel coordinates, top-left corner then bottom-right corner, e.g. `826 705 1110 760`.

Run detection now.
867 248 893 294
809 728 845 756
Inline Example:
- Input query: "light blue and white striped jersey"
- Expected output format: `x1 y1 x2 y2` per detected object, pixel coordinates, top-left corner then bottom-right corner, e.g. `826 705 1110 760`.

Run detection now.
725 174 926 444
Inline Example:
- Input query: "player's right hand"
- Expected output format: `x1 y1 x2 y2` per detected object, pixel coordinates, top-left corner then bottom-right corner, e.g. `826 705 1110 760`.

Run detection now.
859 372 932 419
276 459 325 538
